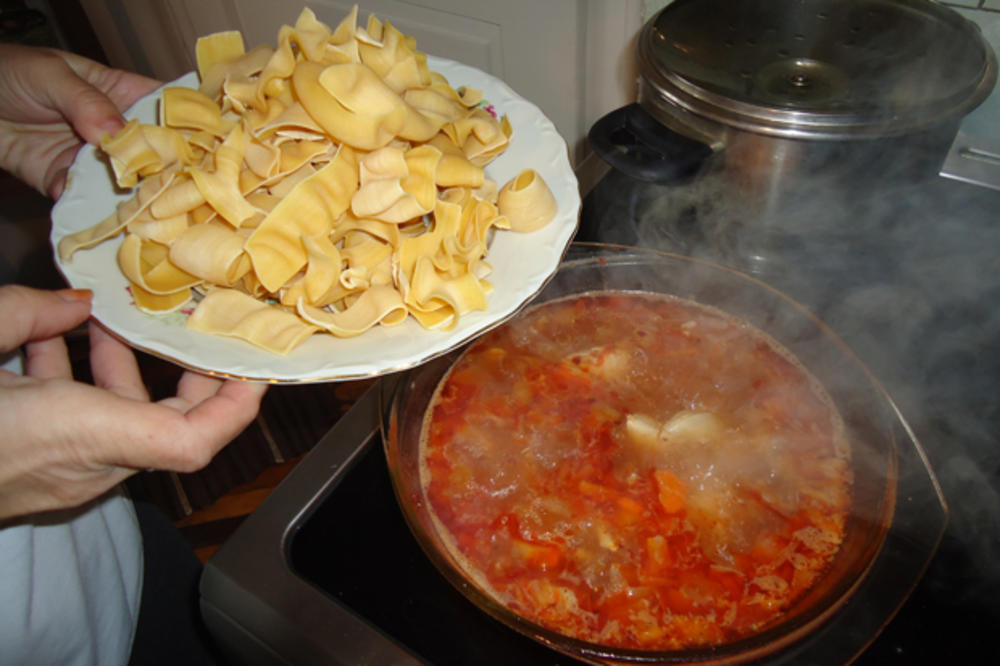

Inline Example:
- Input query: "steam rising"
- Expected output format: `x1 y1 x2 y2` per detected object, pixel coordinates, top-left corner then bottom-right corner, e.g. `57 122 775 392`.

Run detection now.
579 139 1000 625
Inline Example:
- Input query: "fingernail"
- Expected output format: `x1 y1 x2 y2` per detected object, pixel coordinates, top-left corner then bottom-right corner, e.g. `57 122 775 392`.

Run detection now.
56 288 93 303
99 118 125 139
49 169 68 200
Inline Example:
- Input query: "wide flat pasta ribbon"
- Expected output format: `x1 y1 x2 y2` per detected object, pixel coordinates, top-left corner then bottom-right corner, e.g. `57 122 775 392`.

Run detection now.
245 144 358 292
288 6 337 63
117 233 201 297
297 284 407 337
397 197 461 279
282 138 332 169
294 61 406 150
197 30 244 80
444 109 513 166
432 188 506 275
148 177 205 219
301 233 344 306
351 145 441 223
435 152 484 189
313 57 438 149
163 87 226 137
58 170 177 261
403 88 465 128
129 282 192 314
265 162 316 198
340 232 393 290
330 212 401 248
189 122 262 228
253 102 326 140
126 211 190 244
243 136 280 179
196 32 274 101
168 221 251 286
361 17 431 93
327 4 380 63
187 288 319 354
405 254 488 330
100 120 195 188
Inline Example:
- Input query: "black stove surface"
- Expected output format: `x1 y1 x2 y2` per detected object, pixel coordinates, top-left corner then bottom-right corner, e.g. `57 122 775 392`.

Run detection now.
289 438 587 665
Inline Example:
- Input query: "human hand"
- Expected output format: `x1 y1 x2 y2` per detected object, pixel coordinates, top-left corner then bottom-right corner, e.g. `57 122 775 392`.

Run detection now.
0 285 268 521
0 44 160 199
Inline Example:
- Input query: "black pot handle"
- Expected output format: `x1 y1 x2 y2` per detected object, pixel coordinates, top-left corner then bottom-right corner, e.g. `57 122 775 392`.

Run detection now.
588 103 713 184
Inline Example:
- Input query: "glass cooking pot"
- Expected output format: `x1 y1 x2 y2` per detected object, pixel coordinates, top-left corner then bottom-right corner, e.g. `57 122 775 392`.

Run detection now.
381 243 948 665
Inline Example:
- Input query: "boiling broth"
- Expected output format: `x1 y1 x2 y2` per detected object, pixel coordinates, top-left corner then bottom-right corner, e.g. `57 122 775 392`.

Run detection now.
420 292 852 650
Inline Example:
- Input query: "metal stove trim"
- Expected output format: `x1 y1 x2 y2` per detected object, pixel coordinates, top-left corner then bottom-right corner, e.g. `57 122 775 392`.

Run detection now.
199 378 421 666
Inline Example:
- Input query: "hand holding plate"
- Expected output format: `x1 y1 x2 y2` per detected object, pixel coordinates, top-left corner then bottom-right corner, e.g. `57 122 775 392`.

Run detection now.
0 43 159 199
0 285 266 521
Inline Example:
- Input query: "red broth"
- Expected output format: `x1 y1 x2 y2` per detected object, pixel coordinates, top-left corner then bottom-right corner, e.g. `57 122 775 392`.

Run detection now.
420 292 852 650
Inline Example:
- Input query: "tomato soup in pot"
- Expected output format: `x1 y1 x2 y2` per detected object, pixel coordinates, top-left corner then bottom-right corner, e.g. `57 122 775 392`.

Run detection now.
418 292 852 651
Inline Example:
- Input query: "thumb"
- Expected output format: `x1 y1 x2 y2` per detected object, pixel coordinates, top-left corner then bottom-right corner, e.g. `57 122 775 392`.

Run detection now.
45 64 127 145
0 286 93 353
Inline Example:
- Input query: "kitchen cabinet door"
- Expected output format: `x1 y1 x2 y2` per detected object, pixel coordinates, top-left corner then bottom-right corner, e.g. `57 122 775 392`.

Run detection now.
80 0 642 181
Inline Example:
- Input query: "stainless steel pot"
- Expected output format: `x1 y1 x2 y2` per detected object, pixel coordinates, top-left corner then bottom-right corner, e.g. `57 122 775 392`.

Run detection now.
589 0 997 275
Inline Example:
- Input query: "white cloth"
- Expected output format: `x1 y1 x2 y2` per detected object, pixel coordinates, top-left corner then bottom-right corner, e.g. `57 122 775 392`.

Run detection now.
0 351 143 666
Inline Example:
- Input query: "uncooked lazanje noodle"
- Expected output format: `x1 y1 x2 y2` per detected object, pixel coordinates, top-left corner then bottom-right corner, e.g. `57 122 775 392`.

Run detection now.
57 5 559 355
497 169 558 232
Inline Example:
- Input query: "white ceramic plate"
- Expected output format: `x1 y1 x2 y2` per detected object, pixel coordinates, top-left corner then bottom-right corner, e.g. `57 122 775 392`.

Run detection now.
50 56 580 383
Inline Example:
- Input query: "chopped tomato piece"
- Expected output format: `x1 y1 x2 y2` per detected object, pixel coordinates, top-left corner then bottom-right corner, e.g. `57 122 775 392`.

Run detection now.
663 583 698 614
511 538 563 571
578 480 616 502
654 470 687 514
616 496 645 524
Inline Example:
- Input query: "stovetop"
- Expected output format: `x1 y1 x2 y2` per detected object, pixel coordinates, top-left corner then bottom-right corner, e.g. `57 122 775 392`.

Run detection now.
201 167 1000 665
289 432 584 665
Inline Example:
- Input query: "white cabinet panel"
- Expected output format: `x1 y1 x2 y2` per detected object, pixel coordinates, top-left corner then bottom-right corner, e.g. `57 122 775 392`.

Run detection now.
80 0 642 172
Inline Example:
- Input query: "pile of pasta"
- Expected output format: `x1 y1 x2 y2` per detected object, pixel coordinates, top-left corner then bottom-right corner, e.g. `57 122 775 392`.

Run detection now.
57 6 558 355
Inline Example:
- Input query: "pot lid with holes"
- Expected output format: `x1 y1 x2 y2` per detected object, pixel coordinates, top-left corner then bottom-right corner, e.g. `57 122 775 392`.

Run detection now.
638 0 998 139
